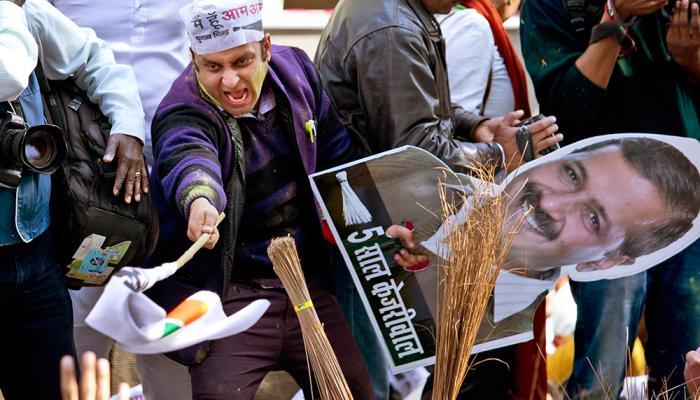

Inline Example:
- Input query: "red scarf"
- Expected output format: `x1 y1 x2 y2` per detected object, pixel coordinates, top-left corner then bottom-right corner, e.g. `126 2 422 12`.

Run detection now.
460 0 531 116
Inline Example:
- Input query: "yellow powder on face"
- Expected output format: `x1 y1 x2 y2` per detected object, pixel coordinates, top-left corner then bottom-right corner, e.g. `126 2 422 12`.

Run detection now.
249 60 268 102
196 72 224 110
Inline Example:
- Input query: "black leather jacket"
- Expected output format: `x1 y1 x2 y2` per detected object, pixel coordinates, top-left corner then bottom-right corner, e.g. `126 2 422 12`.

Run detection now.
315 0 504 173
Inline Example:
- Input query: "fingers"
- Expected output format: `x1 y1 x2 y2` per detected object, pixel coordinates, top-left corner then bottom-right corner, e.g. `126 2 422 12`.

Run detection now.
204 227 220 250
502 110 525 127
534 133 564 154
80 352 97 400
691 2 700 37
393 250 429 272
123 165 137 204
60 355 79 400
118 383 131 400
103 135 118 164
187 198 219 246
385 225 415 248
140 164 150 194
107 134 147 203
96 358 111 400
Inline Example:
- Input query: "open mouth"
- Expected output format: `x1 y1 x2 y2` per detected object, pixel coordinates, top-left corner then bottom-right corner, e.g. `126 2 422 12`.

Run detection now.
520 184 558 240
523 197 548 237
224 89 249 108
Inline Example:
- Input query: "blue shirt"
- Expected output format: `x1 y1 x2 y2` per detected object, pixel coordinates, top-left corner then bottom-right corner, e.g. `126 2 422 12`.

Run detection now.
0 72 51 245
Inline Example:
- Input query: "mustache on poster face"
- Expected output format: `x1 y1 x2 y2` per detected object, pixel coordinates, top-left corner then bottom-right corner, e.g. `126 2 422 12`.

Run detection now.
521 183 560 241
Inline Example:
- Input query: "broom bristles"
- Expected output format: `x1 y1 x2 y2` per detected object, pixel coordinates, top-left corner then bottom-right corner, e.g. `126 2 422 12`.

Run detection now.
432 166 524 400
267 237 354 400
336 171 373 226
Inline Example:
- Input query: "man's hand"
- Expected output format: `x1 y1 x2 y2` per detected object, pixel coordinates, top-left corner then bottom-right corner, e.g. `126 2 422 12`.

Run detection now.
0 0 25 6
60 352 129 400
615 0 668 21
188 197 220 249
386 224 429 272
667 0 700 76
103 133 149 204
686 349 700 398
474 111 562 171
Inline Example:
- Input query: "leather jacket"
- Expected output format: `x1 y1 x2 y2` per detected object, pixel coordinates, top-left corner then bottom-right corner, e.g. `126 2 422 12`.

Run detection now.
315 0 504 173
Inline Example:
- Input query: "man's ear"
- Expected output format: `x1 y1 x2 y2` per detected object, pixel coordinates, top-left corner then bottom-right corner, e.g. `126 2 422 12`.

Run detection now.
263 33 272 63
575 255 635 272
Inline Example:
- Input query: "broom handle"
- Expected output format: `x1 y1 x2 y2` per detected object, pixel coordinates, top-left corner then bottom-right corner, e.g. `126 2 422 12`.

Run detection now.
175 212 226 269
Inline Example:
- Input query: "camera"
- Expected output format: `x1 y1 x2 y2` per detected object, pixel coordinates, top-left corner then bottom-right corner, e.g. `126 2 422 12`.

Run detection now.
515 114 560 162
0 110 67 188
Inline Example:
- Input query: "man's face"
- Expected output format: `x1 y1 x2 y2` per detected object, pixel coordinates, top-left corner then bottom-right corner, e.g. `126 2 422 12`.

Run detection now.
193 34 271 116
504 146 667 271
421 0 459 14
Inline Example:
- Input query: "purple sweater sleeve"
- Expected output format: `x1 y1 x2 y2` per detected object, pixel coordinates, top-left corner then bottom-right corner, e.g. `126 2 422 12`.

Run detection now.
152 105 227 219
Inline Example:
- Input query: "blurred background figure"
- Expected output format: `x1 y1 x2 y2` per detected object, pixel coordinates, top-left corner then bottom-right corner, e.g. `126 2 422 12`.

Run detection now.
521 0 700 397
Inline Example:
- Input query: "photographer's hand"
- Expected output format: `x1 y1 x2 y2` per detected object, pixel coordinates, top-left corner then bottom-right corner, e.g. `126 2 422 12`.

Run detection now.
476 111 561 171
615 0 667 21
667 0 700 81
0 0 25 6
103 133 149 204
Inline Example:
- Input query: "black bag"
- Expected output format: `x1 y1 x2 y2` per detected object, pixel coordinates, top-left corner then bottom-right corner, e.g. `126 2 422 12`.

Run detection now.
37 70 159 288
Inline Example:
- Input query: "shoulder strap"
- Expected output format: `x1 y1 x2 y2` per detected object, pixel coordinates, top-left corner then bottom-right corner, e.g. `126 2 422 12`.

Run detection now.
563 0 588 34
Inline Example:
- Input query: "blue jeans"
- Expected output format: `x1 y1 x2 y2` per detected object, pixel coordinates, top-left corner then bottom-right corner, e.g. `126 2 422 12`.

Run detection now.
0 232 76 400
332 252 389 400
567 239 700 399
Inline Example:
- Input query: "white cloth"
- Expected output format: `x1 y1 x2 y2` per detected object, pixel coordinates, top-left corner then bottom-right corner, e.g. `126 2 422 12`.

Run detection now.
50 0 191 166
180 0 264 55
71 286 193 400
0 2 38 101
24 0 145 140
436 8 515 118
85 270 270 354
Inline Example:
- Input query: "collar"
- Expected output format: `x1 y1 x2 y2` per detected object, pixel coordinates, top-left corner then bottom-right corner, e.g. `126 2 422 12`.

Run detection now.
405 0 443 38
493 269 559 322
236 83 276 120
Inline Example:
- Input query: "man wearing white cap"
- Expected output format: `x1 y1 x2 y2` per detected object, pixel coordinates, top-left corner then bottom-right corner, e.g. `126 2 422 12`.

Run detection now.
144 0 427 397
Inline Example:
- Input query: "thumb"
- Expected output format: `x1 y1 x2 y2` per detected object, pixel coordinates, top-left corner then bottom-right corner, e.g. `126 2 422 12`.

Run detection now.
103 135 118 163
503 110 525 127
201 209 217 234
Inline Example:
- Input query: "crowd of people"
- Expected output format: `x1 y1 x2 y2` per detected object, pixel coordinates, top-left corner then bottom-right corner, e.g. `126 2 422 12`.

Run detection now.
1 0 699 399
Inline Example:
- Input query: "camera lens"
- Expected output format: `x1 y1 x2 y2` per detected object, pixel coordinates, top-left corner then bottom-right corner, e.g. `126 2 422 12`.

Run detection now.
23 127 61 172
20 124 66 174
0 123 66 174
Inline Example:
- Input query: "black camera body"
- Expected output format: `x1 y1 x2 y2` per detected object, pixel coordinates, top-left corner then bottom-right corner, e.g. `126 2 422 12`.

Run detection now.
0 110 67 188
515 114 560 163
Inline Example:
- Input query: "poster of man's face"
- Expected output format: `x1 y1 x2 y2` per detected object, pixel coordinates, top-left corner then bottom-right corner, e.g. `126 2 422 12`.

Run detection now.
309 133 700 373
501 134 700 281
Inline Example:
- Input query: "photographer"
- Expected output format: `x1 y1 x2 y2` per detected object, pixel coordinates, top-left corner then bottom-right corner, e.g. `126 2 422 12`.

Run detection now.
521 0 700 398
0 0 146 399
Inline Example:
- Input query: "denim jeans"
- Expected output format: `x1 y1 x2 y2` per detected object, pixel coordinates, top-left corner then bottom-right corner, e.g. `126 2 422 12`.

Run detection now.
0 232 76 400
566 239 700 399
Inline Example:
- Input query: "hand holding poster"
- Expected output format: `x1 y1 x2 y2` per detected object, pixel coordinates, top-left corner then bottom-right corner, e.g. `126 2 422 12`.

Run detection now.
309 134 700 373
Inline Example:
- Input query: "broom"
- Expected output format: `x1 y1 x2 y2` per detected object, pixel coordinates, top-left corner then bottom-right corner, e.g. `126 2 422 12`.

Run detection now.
267 237 354 400
431 167 524 400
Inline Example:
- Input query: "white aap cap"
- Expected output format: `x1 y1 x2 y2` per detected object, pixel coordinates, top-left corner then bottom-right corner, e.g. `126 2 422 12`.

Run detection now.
180 0 265 55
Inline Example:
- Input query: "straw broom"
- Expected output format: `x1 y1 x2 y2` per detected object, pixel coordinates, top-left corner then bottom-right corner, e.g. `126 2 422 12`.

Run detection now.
267 237 354 400
432 167 524 400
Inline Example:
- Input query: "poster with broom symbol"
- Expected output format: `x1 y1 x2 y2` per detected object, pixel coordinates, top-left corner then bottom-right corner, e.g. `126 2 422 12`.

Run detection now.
309 135 700 374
